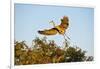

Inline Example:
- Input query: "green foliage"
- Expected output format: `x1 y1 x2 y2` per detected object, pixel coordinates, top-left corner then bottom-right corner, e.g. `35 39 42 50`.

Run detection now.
14 37 93 65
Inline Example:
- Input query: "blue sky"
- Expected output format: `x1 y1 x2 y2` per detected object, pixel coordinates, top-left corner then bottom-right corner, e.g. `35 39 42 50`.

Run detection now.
15 4 94 56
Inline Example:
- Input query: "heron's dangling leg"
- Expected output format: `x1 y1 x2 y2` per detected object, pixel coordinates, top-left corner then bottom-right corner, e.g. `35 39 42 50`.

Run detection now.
64 33 70 40
63 34 69 47
63 34 67 42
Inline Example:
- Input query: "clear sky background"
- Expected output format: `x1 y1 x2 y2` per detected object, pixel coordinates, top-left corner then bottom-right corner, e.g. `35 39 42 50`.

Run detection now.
15 4 94 56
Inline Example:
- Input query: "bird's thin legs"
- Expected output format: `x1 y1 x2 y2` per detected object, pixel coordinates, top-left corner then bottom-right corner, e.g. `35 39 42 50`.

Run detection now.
63 34 67 42
64 33 70 40
63 34 69 47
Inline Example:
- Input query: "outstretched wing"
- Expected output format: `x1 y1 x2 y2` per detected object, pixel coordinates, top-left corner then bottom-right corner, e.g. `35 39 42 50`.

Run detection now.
38 28 58 35
60 16 69 29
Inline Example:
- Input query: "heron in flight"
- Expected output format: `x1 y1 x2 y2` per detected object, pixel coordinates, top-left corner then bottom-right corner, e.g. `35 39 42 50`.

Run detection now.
38 16 70 41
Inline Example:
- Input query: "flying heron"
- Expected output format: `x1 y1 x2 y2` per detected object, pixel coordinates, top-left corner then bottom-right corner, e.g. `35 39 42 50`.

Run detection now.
38 16 70 45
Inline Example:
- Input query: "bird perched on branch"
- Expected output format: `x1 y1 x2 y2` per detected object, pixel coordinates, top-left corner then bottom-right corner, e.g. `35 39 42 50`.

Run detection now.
38 16 69 35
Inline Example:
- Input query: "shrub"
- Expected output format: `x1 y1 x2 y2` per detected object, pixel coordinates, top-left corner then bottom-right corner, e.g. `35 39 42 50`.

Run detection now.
14 37 93 65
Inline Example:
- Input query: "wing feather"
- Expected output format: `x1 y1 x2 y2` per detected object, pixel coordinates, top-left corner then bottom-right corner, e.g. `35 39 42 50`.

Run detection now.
38 28 58 35
60 16 69 29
